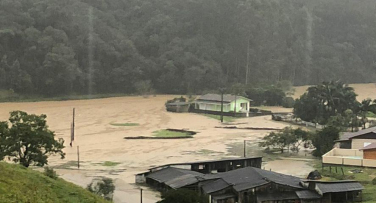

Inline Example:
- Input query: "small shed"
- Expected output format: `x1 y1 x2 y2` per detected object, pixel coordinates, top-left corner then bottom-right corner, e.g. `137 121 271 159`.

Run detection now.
165 102 190 113
193 94 252 117
360 143 376 159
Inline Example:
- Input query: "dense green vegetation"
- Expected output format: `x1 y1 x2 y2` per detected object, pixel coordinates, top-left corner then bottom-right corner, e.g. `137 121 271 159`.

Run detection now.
0 111 65 167
0 162 109 203
294 81 376 129
259 127 311 153
1 0 376 97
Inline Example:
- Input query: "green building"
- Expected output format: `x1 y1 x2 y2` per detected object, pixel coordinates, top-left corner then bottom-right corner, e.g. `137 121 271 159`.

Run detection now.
194 94 252 117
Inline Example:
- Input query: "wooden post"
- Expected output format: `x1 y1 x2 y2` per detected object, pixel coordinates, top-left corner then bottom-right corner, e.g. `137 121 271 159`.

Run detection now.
140 188 143 203
244 140 246 158
335 167 338 173
341 167 344 175
221 91 224 123
77 146 80 169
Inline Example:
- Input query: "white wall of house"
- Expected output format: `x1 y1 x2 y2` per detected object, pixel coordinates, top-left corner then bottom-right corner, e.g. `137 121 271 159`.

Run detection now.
351 139 376 149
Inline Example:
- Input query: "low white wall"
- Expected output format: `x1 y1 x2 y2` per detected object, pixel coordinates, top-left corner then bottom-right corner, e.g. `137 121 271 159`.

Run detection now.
343 158 362 166
333 148 363 157
363 159 376 167
323 156 343 165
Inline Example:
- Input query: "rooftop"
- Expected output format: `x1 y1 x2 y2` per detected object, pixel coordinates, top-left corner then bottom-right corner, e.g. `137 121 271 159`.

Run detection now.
360 142 376 150
338 126 376 141
196 94 252 103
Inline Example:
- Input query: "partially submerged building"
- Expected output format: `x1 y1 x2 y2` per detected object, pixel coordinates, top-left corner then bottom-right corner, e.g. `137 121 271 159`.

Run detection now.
324 127 376 167
136 157 262 183
141 166 363 203
193 94 252 117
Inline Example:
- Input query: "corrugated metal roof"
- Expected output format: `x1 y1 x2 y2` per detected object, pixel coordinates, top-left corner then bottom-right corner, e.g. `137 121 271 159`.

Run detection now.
295 190 321 199
215 167 302 192
316 182 364 193
257 192 299 202
146 167 202 184
201 179 231 194
148 157 262 170
196 94 252 103
164 174 199 189
212 194 236 200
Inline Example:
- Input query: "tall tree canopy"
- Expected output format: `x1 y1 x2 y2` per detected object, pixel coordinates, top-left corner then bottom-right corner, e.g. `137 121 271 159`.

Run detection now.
294 81 358 124
0 0 376 96
0 111 65 167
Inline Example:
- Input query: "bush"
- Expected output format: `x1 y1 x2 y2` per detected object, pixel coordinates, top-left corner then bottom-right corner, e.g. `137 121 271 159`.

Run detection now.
372 177 376 185
87 177 115 201
282 97 295 108
44 167 58 179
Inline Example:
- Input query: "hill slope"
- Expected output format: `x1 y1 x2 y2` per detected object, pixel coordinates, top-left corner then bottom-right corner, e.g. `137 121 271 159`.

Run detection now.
0 162 109 203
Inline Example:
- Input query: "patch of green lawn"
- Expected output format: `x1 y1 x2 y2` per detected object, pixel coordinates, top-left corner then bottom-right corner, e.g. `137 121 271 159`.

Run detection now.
102 161 120 167
204 114 236 122
152 130 192 138
366 111 376 118
110 122 139 127
314 161 376 202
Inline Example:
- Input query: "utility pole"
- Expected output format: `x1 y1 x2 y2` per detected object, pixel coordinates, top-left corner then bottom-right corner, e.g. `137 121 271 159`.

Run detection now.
77 146 80 169
244 140 246 157
70 108 75 147
245 36 250 85
220 89 224 123
140 188 143 203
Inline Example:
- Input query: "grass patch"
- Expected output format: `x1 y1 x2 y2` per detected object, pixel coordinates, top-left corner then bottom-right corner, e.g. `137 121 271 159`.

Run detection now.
152 130 192 138
0 162 109 203
314 161 376 202
366 111 376 118
110 122 139 127
102 161 120 167
204 114 236 122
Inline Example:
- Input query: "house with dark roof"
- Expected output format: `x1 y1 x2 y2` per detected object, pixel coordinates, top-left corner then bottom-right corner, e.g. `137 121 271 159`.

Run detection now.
143 166 363 203
335 126 376 149
193 94 252 117
324 127 376 168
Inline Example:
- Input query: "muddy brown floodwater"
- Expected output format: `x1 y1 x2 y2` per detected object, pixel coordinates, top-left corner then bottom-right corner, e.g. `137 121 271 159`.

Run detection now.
0 95 315 203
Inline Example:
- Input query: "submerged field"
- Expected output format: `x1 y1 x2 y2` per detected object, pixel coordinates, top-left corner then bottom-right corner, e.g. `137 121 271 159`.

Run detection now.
0 83 374 202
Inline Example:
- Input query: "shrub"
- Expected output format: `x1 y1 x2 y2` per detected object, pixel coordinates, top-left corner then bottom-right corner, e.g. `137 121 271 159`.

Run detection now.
282 97 295 108
44 167 58 179
372 177 376 185
87 177 115 201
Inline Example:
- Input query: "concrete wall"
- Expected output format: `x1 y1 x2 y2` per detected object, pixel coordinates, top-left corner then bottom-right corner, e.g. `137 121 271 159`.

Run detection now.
332 148 363 157
323 156 343 165
352 139 376 149
323 148 376 167
363 159 376 167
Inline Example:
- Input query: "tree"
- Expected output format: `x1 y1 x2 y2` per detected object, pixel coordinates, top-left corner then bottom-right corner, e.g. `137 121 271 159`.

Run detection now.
312 126 340 157
87 177 115 201
0 111 65 167
259 127 309 153
294 81 358 124
157 189 208 203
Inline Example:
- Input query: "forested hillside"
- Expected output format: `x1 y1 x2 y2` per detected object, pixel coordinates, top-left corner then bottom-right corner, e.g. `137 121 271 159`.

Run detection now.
0 0 375 96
